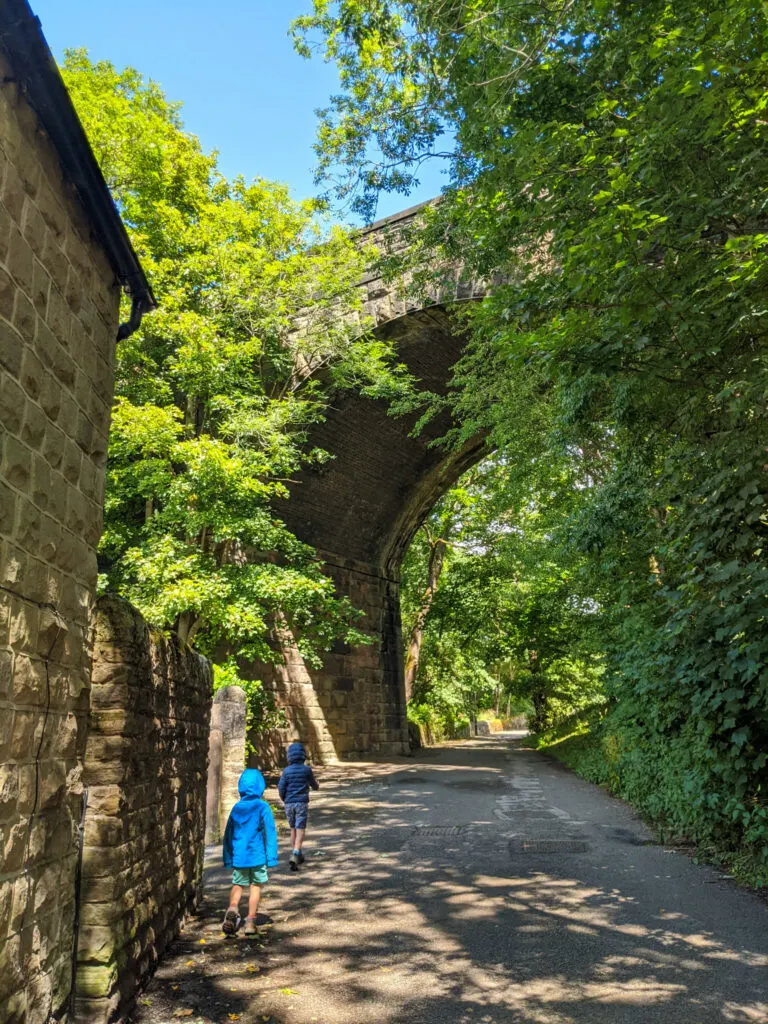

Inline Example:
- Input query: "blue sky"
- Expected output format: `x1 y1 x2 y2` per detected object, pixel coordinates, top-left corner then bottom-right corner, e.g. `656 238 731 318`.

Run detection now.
33 0 446 224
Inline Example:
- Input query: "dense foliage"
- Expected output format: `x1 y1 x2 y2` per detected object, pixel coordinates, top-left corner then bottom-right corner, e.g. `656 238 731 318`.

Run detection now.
401 455 605 736
63 52 407 676
296 0 768 876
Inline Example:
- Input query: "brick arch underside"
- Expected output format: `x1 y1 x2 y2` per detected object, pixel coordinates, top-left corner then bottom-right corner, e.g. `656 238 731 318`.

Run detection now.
254 305 485 763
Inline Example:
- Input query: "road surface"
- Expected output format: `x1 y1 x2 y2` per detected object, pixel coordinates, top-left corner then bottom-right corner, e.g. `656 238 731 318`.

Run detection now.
133 733 768 1024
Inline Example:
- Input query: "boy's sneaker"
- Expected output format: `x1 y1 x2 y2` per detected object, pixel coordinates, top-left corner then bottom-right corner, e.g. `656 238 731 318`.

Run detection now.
297 851 305 865
222 908 241 935
243 917 257 936
289 852 299 871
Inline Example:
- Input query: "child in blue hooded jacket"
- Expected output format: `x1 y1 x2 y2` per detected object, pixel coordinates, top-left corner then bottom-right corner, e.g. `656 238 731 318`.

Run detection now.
222 768 278 936
277 742 319 870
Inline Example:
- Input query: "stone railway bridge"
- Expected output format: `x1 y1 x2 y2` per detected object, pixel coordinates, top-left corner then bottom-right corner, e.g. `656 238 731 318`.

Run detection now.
260 204 492 764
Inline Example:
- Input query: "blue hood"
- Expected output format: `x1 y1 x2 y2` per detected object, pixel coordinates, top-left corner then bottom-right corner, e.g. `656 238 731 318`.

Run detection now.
238 768 266 799
287 742 307 765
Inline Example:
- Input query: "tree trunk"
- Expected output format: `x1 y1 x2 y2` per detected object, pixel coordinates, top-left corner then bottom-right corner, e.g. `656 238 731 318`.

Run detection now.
404 536 447 703
528 649 548 733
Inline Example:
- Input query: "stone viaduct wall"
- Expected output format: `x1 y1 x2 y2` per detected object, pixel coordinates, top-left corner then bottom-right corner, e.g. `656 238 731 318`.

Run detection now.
0 56 122 1023
76 597 212 1023
253 207 489 766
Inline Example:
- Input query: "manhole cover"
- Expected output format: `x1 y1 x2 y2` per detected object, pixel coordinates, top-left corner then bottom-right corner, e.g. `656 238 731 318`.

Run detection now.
412 826 467 837
510 838 589 854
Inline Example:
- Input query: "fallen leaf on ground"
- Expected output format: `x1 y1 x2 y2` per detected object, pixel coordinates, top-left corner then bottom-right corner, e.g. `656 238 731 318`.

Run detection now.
173 1011 194 1018
246 964 261 973
279 988 299 996
199 939 206 944
228 1016 241 1021
185 960 196 967
380 967 393 972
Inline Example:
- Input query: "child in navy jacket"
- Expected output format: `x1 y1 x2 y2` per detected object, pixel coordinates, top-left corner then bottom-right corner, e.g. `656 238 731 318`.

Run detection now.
222 768 278 935
277 742 319 870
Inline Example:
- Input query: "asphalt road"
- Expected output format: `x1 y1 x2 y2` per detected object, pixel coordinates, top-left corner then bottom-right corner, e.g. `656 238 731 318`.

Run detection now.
133 733 768 1024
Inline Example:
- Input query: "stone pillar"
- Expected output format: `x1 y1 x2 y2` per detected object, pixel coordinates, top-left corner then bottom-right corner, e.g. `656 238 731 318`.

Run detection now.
309 557 408 759
250 557 409 766
205 686 247 844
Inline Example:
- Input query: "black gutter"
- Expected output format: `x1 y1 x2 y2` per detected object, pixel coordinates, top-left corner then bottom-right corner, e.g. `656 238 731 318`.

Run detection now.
0 0 156 337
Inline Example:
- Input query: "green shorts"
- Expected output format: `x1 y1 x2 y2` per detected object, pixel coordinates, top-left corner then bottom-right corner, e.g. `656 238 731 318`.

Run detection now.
232 866 268 886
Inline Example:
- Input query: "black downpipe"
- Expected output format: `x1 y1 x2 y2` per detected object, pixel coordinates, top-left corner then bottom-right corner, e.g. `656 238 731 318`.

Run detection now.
68 787 89 1019
117 294 150 341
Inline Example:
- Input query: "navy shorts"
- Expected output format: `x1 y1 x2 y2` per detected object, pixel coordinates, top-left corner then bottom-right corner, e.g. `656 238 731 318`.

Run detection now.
285 803 309 830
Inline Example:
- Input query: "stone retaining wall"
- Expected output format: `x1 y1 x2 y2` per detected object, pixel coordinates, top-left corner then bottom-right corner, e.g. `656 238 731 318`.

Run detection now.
75 596 212 1023
0 55 122 1024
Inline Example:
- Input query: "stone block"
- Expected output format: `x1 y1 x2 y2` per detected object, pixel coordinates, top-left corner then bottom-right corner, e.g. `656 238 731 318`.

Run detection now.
0 649 12 697
0 372 25 435
20 401 46 451
0 543 25 588
38 761 66 811
0 318 22 378
77 925 118 966
26 552 51 606
0 762 19 819
12 289 35 342
0 479 17 537
30 259 50 318
14 496 42 552
39 225 70 290
41 419 64 470
9 602 37 654
37 371 60 425
75 963 117 1000
11 654 46 706
61 437 82 485
3 821 27 874
0 989 28 1024
0 264 15 321
0 197 10 265
9 708 43 760
0 933 23 1001
36 183 67 242
1 434 31 491
7 223 34 297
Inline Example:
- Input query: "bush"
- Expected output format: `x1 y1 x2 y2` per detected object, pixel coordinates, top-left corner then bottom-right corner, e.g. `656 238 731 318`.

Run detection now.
408 702 470 745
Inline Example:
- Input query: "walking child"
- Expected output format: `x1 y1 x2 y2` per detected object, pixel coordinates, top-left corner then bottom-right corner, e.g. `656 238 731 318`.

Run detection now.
277 741 320 870
222 768 278 935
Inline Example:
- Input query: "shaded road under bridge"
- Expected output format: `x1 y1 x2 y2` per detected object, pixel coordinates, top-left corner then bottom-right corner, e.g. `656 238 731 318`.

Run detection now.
134 734 768 1024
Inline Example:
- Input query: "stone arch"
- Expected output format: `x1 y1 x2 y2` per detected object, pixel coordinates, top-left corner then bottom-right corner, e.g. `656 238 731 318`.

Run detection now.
260 210 491 762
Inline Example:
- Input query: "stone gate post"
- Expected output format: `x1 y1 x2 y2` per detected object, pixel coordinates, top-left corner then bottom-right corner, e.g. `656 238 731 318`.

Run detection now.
205 686 247 844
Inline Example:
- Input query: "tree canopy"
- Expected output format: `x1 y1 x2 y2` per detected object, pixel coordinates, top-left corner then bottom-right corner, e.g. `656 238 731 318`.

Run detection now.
63 51 408 671
295 0 768 877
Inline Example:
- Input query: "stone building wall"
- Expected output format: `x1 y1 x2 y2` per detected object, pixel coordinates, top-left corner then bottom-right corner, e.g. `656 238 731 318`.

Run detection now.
0 59 122 1024
75 596 212 1023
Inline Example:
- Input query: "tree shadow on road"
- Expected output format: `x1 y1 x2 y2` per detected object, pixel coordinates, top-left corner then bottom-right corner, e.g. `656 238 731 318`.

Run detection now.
133 740 768 1024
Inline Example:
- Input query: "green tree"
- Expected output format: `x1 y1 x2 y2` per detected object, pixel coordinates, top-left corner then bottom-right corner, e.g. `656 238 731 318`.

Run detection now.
402 455 604 733
63 51 407 670
296 1 768 866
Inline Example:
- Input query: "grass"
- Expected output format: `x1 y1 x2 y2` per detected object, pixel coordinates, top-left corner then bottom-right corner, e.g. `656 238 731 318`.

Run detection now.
533 713 768 892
